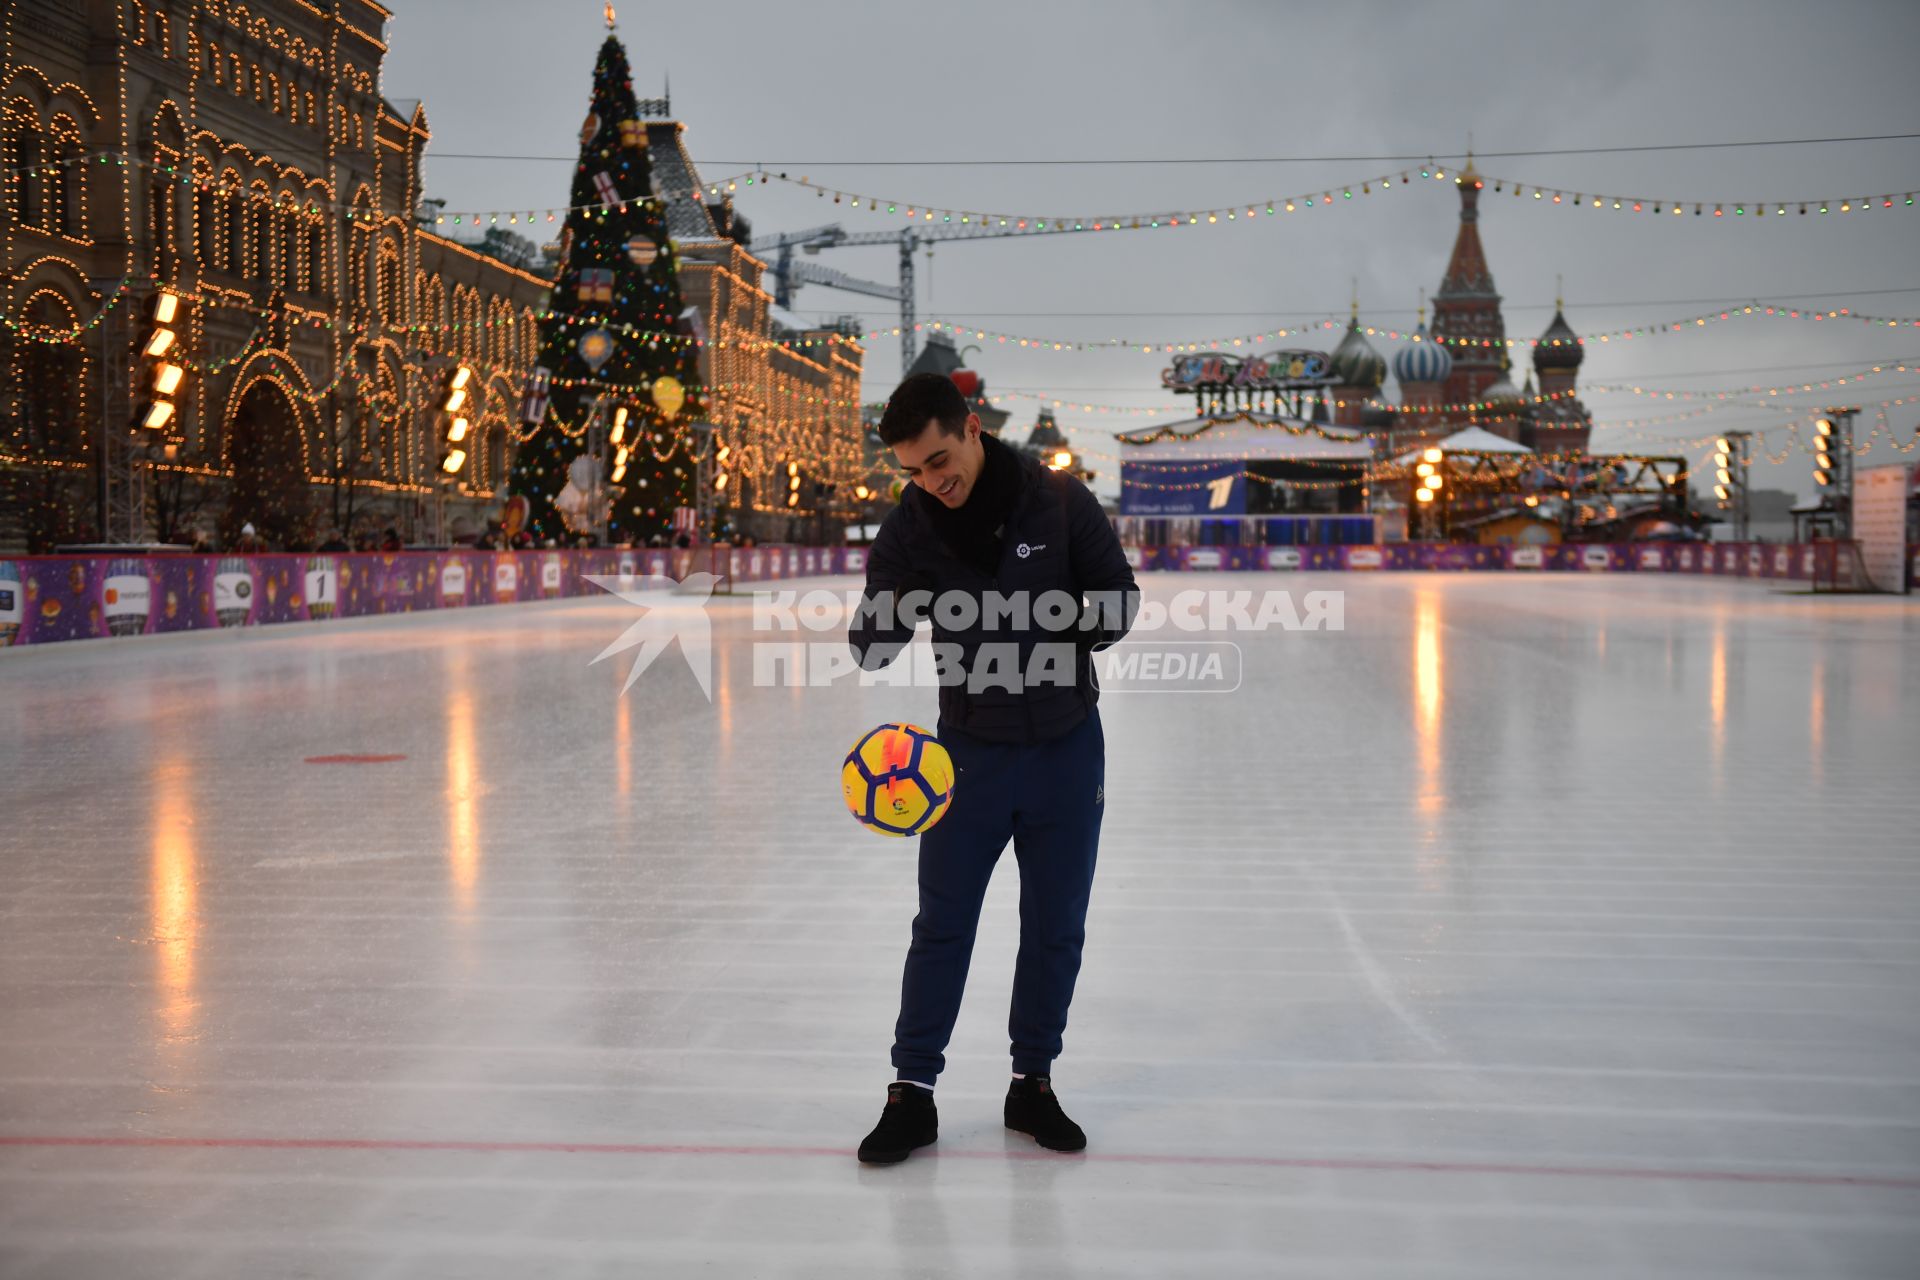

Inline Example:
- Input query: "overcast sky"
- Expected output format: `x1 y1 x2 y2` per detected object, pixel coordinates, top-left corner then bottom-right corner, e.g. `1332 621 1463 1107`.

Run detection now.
383 0 1920 499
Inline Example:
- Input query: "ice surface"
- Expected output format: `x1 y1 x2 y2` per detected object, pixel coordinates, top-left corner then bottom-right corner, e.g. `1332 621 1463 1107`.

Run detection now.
1 572 1916 1278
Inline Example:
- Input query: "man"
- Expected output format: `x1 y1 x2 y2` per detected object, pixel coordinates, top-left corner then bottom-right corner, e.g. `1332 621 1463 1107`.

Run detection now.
849 372 1139 1165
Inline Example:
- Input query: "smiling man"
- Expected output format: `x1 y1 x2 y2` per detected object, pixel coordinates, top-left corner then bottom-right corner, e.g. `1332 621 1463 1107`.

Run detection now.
848 372 1139 1165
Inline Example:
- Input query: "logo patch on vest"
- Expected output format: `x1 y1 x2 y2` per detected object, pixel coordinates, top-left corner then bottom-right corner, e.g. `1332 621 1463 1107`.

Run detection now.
1016 542 1047 560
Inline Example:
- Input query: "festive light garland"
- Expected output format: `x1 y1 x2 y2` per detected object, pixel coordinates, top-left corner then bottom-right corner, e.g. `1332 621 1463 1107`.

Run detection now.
1593 395 1920 451
86 285 1913 369
2 276 132 342
733 165 1918 237
1113 411 1374 448
988 395 1188 418
1585 360 1916 401
15 150 1914 240
1428 304 1920 349
879 305 1920 359
0 149 754 231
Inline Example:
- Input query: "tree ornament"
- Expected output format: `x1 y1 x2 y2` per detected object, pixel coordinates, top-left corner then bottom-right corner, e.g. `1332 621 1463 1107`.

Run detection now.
651 375 685 418
580 114 601 146
625 236 658 266
578 328 616 371
519 366 553 424
578 268 614 304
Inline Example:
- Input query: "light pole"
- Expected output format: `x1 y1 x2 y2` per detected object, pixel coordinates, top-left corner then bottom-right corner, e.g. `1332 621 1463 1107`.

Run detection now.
1814 408 1859 539
433 362 476 546
686 421 716 545
1714 431 1753 541
1414 447 1444 539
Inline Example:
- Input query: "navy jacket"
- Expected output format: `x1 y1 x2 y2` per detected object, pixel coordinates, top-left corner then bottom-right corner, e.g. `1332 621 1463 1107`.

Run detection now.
849 443 1139 745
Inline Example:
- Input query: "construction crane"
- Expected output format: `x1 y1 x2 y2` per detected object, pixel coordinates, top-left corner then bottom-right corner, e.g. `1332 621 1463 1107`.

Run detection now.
749 222 1100 372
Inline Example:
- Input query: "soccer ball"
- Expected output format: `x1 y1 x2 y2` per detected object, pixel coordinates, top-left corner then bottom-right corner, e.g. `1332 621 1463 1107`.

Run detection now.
842 722 955 837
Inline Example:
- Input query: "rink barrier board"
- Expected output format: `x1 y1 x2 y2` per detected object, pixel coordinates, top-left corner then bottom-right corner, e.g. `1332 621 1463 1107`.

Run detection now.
1124 542 1918 581
0 542 1912 648
0 546 861 648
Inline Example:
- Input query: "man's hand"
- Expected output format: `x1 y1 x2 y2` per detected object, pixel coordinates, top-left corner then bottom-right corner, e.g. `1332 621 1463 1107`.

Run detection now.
893 568 938 625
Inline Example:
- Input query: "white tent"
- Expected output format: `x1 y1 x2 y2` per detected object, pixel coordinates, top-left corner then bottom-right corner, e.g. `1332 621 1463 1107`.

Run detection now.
1116 415 1374 463
1394 426 1533 465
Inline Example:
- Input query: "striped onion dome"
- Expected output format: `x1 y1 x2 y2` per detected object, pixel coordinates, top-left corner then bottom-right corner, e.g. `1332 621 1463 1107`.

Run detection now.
1392 322 1453 385
1330 317 1387 388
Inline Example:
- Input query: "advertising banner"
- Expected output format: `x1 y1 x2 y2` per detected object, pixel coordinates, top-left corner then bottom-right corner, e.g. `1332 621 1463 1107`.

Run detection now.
1120 461 1245 517
0 546 871 648
3 542 1872 651
1856 464 1915 593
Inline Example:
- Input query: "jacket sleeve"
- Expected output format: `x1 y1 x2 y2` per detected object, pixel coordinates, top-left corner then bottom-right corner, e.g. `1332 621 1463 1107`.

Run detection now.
1065 479 1139 650
848 509 918 670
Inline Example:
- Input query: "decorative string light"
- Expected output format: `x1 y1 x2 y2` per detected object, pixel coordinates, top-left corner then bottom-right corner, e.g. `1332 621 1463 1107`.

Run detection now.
12 149 1915 236
737 166 1916 239
809 304 1920 361
1585 360 1917 401
116 295 1891 363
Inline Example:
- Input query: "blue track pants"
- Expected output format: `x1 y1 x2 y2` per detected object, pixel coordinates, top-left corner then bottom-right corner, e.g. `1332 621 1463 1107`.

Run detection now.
891 709 1105 1086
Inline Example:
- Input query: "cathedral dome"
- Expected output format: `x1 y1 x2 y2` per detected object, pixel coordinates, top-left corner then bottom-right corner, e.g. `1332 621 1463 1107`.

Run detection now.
1392 322 1453 386
1330 317 1387 388
1533 307 1583 374
1480 371 1524 413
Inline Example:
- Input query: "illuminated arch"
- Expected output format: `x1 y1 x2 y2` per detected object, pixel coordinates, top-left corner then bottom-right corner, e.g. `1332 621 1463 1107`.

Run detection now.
475 376 516 492
376 237 403 323
3 65 100 133
8 284 92 458
221 354 314 472
487 297 513 371
245 177 273 281
43 112 89 239
4 98 45 229
519 306 539 371
144 101 188 271
419 272 445 355
346 187 375 309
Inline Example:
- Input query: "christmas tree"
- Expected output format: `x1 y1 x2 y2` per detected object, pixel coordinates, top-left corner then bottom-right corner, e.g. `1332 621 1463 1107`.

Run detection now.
509 29 701 546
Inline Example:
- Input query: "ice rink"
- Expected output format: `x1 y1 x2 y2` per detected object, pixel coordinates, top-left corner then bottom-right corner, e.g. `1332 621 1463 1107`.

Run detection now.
2 571 1917 1279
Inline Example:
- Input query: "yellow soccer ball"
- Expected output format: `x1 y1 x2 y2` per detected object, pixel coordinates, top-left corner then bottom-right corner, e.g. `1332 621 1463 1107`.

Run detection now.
841 722 955 837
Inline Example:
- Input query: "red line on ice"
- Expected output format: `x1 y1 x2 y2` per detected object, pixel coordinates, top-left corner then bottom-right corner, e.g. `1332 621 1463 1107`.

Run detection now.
2 1136 1916 1190
303 754 408 764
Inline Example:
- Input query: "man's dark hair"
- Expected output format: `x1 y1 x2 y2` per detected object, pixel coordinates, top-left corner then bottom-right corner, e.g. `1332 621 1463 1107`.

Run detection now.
878 372 970 445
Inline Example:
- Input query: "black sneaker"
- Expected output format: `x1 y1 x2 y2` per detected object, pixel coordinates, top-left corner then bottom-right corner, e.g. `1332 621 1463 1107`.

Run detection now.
1004 1075 1086 1152
857 1083 938 1164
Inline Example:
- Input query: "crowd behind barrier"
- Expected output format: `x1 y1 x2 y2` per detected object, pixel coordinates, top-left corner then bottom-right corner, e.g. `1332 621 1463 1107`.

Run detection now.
0 542 1912 648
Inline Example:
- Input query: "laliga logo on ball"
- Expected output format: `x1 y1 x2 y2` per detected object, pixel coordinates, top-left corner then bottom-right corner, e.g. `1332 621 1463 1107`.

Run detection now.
842 723 955 837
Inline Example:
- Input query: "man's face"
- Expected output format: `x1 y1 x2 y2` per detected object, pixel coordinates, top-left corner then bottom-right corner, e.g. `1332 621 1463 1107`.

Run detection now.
891 415 984 509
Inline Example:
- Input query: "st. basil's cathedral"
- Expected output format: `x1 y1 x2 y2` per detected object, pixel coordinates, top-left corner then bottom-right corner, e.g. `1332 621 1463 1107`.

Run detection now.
1318 158 1595 458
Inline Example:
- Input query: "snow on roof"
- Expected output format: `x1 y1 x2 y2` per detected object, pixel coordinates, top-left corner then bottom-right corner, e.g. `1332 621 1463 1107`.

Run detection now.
1393 425 1533 464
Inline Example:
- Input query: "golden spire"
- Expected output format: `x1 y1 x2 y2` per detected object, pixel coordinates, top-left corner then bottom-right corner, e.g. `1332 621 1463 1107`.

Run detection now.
1556 272 1564 311
1416 287 1426 328
1350 277 1359 324
605 3 617 30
